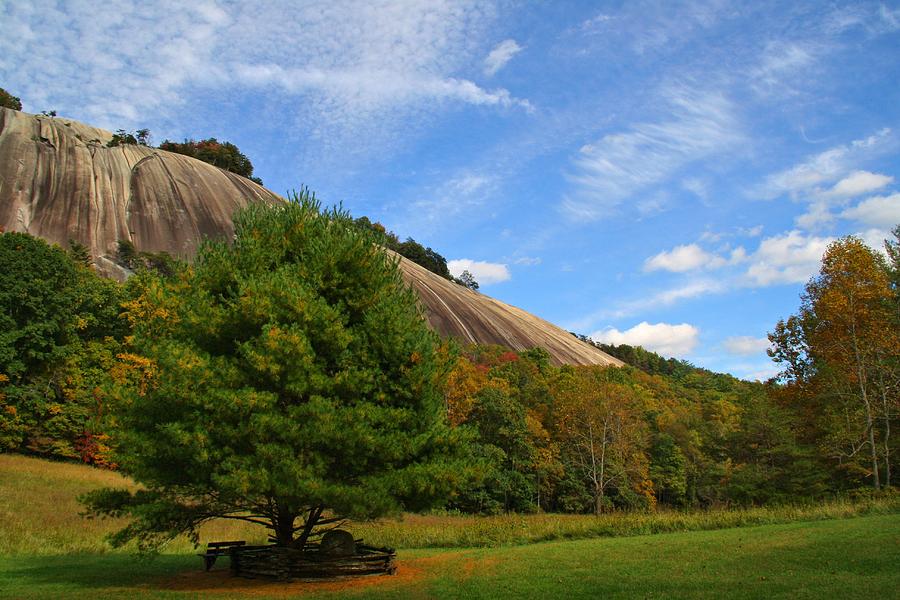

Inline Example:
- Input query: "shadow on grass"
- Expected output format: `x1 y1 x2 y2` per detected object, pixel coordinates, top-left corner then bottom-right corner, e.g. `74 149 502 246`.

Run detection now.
0 553 198 598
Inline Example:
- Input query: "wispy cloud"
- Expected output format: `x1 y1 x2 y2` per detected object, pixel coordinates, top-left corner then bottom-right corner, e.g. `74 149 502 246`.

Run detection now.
754 129 893 200
572 279 727 327
395 170 499 234
514 256 542 266
563 86 742 219
484 39 523 76
578 3 725 56
681 177 710 202
750 41 820 98
0 1 528 148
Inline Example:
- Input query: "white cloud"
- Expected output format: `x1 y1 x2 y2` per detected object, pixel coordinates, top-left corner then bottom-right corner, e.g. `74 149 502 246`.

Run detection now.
741 365 781 382
756 129 892 199
825 170 893 198
0 1 528 148
644 243 746 273
795 200 836 230
590 322 699 358
792 171 892 231
644 244 725 273
840 192 900 228
483 39 523 76
448 259 511 285
743 230 833 286
563 86 741 219
858 228 895 253
723 336 771 356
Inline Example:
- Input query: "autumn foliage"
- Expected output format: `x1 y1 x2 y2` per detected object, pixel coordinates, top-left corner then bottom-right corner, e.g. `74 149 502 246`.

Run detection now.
770 234 900 490
2 224 898 525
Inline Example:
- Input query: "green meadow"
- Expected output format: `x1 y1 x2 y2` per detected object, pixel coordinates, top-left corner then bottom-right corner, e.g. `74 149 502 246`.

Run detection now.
2 454 899 599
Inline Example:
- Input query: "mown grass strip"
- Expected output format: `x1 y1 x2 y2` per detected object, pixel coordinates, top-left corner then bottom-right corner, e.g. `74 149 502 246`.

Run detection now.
1 515 898 599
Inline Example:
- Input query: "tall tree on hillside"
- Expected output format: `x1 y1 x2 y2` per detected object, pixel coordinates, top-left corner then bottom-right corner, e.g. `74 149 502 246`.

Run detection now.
82 192 474 551
770 235 899 488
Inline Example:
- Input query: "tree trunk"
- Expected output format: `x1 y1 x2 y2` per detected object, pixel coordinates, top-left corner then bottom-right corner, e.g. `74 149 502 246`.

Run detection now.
274 504 297 547
595 486 604 516
595 422 609 516
294 505 324 549
883 386 892 487
850 315 881 489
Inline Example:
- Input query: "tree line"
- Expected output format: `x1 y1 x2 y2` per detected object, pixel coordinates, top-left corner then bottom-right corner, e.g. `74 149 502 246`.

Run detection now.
1 220 898 524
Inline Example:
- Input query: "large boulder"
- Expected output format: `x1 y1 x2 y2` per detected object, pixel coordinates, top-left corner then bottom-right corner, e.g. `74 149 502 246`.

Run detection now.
320 530 356 557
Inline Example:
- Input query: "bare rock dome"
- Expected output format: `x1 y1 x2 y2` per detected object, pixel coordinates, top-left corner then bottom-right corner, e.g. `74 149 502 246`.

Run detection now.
0 107 621 367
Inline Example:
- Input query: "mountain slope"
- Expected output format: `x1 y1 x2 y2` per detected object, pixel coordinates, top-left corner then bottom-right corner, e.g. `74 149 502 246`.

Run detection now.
0 108 620 366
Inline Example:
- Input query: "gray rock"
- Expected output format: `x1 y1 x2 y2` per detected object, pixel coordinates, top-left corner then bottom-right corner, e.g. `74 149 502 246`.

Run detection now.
0 108 622 367
0 107 281 279
320 530 356 557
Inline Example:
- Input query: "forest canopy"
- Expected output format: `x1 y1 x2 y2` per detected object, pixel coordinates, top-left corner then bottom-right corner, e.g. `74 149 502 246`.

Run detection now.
1 224 897 531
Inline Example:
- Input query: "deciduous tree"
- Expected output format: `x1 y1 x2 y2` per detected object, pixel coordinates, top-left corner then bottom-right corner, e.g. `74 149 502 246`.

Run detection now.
552 367 652 513
770 235 899 488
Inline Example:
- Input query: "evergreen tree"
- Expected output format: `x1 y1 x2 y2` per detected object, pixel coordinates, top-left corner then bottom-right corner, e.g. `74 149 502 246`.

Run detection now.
82 191 473 550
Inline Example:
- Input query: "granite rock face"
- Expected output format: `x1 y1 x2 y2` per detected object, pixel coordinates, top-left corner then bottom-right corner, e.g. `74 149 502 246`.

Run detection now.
0 108 282 278
396 256 621 366
0 108 621 366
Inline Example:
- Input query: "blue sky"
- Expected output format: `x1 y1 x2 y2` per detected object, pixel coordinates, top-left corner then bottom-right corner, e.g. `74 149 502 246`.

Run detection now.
3 1 900 379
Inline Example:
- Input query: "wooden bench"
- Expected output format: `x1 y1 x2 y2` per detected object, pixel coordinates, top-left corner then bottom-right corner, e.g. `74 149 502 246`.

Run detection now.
198 541 246 571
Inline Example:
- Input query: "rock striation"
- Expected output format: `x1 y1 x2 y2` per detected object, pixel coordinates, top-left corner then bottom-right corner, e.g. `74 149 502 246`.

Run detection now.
0 108 282 279
0 108 620 366
396 256 621 366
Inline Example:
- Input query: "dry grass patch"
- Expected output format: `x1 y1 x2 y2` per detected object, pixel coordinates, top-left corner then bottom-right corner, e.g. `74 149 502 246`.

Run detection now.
3 453 898 556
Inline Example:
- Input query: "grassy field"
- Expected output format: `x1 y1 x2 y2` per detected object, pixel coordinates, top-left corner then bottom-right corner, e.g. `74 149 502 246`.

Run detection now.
2 454 899 599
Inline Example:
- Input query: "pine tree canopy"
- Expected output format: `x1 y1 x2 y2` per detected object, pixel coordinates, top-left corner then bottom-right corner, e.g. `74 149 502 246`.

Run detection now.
82 191 473 550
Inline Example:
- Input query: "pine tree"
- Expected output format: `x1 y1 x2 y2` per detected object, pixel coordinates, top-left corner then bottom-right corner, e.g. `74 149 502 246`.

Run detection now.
82 191 473 550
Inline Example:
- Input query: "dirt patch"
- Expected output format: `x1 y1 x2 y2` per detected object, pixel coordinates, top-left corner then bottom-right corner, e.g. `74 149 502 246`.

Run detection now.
162 553 459 597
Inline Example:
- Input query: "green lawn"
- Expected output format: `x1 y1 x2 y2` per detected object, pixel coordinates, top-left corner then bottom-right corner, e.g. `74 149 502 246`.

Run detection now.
2 454 899 599
1 515 898 599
